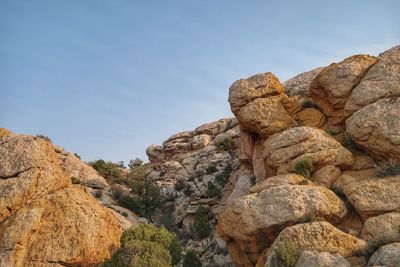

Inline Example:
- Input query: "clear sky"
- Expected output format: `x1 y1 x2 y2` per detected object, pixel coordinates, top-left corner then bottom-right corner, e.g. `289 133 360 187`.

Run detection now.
1 1 399 164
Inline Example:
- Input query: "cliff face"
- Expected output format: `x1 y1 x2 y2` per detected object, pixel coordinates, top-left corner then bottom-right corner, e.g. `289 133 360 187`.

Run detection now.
0 132 134 266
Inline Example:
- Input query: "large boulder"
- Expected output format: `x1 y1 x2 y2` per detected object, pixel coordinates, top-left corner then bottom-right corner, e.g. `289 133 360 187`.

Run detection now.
218 183 347 263
341 175 400 220
345 45 400 114
265 222 368 267
367 242 400 267
0 188 121 267
262 126 354 176
228 72 298 137
360 212 400 246
294 251 351 267
346 97 400 160
309 55 377 125
0 134 122 266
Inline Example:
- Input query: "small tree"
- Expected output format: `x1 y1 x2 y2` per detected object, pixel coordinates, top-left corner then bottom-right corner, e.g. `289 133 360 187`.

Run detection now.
88 159 125 183
294 157 314 178
194 206 211 238
128 157 144 170
206 181 221 198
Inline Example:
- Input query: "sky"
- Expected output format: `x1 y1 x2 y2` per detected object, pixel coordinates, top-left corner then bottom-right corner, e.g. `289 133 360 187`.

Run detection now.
0 1 399 164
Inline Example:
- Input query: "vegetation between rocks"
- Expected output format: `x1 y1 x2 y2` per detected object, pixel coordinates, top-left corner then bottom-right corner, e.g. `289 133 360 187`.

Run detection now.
182 250 202 267
375 158 400 177
194 206 212 239
294 157 314 178
275 241 300 267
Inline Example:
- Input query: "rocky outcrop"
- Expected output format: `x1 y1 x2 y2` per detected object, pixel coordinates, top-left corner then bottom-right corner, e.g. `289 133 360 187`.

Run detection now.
0 134 122 266
309 55 377 125
262 126 353 176
360 212 400 246
218 182 347 265
294 251 351 267
345 45 400 114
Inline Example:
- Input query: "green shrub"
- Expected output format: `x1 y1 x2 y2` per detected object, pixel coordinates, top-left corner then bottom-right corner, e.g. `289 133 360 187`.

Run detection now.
36 134 52 142
183 184 194 196
128 158 143 170
88 159 125 184
194 206 211 238
206 181 221 198
114 224 182 266
215 164 232 187
205 165 218 174
121 211 128 217
74 153 81 159
118 195 141 214
294 157 314 178
70 176 80 184
275 241 300 267
343 132 354 149
183 250 202 267
376 158 400 177
215 137 236 152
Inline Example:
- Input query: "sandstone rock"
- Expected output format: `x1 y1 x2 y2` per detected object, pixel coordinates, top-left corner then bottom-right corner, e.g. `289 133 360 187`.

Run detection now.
346 98 400 159
284 67 325 96
190 134 211 150
263 126 354 176
146 144 165 163
236 95 296 137
361 212 400 246
294 108 326 128
228 72 285 113
218 184 347 260
194 117 236 137
249 173 311 193
265 222 368 267
342 176 400 219
309 55 377 125
0 128 13 138
0 187 121 267
252 139 267 183
238 127 255 165
345 45 400 114
0 135 70 222
57 149 108 189
311 165 341 187
351 154 375 171
294 251 351 267
367 242 400 267
224 165 253 205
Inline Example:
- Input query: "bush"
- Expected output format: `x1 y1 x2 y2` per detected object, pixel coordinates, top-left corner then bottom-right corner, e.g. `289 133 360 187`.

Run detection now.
70 176 80 184
215 137 236 152
183 184 194 196
128 158 143 170
205 165 218 174
129 175 165 218
74 153 81 159
194 206 211 238
121 211 128 217
275 241 300 267
343 132 354 149
183 250 202 267
376 158 400 177
206 181 221 198
88 159 125 184
294 157 314 178
36 134 52 142
215 164 232 187
114 224 182 266
118 195 141 214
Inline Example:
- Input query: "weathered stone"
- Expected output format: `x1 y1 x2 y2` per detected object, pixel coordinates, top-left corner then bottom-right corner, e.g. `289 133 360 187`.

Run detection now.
218 184 347 261
311 165 341 187
146 144 165 163
284 67 325 96
249 173 311 193
345 45 400 113
0 187 121 267
361 212 400 246
294 251 351 267
294 108 326 128
367 242 400 267
346 98 400 160
342 176 400 220
263 126 354 176
228 72 285 113
309 54 377 125
0 128 13 138
265 222 368 267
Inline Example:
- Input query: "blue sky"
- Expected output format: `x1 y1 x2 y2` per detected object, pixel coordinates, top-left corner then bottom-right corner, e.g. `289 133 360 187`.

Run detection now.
1 1 399 163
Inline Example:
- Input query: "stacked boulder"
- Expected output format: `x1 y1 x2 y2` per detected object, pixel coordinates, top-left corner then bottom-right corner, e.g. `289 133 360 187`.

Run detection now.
217 45 400 267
